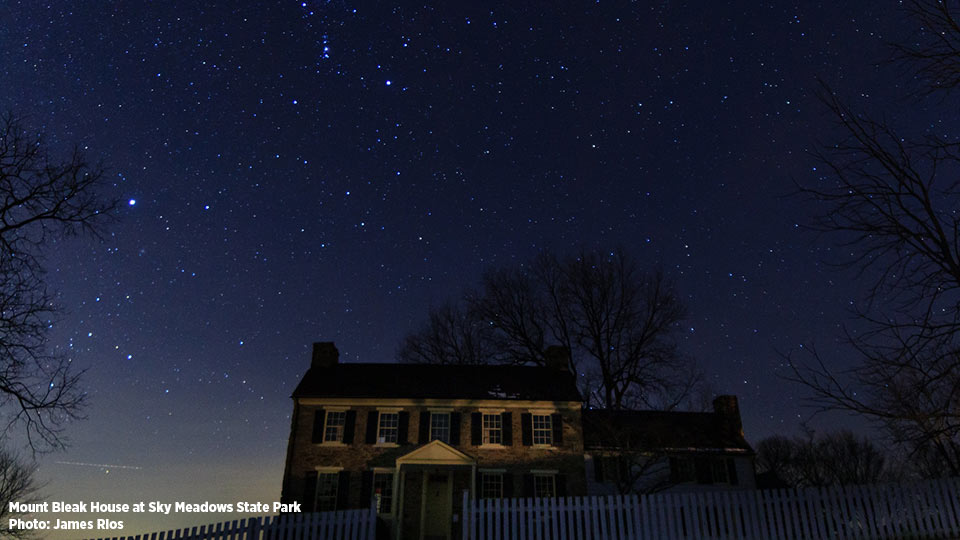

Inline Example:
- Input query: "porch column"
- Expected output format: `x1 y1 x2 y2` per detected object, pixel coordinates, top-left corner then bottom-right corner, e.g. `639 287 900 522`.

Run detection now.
395 466 405 540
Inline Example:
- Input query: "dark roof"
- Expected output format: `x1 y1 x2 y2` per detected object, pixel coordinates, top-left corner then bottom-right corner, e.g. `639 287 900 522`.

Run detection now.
292 362 581 402
582 409 753 453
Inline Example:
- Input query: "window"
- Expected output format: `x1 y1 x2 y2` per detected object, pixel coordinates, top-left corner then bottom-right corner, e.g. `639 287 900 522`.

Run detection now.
373 472 393 513
430 412 450 443
482 414 502 445
711 459 729 484
378 412 399 444
532 414 552 445
533 474 555 498
480 472 503 499
673 457 695 482
316 473 339 511
325 411 346 442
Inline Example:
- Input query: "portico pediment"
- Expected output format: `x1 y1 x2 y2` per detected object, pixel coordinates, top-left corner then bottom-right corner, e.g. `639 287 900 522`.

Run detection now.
396 439 475 466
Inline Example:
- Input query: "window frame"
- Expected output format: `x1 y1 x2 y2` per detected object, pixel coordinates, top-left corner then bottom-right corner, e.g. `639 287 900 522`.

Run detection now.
377 411 400 445
315 471 339 511
430 411 451 443
479 470 504 499
533 473 556 499
482 413 503 446
531 413 553 446
323 410 347 444
674 457 696 483
710 458 731 484
372 470 394 514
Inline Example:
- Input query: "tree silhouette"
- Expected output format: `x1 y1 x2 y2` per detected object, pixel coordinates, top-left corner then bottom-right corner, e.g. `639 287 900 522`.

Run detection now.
0 113 117 451
0 449 40 538
756 430 893 488
790 0 960 476
400 250 699 410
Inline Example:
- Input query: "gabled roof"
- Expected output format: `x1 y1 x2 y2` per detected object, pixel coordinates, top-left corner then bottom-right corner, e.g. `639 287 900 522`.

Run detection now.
292 362 581 402
582 409 754 454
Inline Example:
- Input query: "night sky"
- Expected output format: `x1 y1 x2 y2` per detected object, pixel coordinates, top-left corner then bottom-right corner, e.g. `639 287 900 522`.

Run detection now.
0 1 917 536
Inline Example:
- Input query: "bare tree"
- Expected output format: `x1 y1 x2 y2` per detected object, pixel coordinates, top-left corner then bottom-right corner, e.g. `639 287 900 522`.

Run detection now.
0 449 40 538
398 302 496 365
893 0 960 95
400 250 699 410
0 113 116 451
790 0 960 477
585 413 678 494
756 430 892 488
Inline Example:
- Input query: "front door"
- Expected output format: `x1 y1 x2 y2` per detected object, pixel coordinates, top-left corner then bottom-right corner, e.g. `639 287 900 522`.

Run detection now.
421 472 451 540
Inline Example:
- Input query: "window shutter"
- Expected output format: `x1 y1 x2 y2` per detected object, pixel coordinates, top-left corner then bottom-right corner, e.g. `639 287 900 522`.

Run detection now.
521 413 532 446
475 469 482 499
337 471 351 509
418 412 430 443
727 458 739 486
551 413 563 445
361 471 374 506
303 471 318 512
594 455 605 482
503 473 514 498
502 412 513 446
471 413 482 445
450 412 461 446
398 411 410 444
522 474 534 497
669 457 678 483
365 411 379 444
312 409 326 444
556 474 567 497
343 410 357 444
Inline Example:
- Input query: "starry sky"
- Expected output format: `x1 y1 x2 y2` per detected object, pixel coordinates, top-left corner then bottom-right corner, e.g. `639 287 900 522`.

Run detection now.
0 0 921 536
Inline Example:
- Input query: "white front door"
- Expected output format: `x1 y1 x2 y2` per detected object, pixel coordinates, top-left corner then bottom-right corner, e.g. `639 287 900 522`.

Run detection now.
421 472 451 540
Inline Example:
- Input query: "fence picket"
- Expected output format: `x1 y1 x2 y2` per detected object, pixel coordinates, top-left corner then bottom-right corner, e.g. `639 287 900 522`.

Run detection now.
100 479 960 540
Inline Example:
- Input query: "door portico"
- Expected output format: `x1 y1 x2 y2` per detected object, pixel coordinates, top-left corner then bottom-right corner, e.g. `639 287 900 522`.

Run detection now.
394 440 476 540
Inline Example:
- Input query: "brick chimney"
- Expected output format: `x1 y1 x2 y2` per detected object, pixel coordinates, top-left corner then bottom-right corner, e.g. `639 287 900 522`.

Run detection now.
311 342 339 369
713 395 743 437
543 345 571 372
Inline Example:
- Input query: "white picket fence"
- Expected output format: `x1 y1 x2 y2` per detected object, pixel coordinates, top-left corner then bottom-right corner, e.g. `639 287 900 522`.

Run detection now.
86 505 377 540
462 477 960 539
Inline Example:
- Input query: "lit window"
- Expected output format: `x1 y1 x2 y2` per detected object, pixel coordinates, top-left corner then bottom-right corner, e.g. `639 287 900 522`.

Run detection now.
316 473 339 511
373 472 393 513
430 412 450 443
481 472 503 499
378 412 399 443
483 414 502 445
325 411 346 442
532 414 552 445
533 474 555 498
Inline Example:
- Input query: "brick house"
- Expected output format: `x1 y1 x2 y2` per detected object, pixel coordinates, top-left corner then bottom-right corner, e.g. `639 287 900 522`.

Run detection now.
280 342 585 540
280 342 754 540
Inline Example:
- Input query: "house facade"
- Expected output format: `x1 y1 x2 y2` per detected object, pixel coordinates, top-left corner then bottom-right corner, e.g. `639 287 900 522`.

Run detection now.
280 342 755 540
